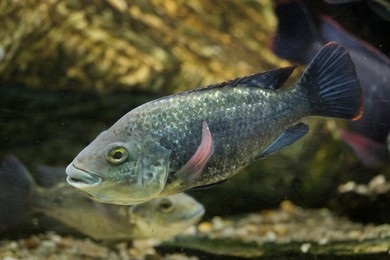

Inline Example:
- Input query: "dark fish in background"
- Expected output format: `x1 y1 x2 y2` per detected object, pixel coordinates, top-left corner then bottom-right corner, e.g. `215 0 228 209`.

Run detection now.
271 0 323 64
320 17 390 142
323 0 390 21
338 129 389 167
66 41 362 205
0 155 204 240
271 0 390 167
0 156 33 232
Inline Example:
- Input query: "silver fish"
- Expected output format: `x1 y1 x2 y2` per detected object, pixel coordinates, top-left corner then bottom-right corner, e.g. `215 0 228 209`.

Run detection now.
66 42 363 205
0 155 204 240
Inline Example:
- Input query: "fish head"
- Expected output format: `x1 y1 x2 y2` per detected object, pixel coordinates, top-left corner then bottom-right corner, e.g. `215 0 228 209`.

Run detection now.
129 193 205 239
65 130 171 205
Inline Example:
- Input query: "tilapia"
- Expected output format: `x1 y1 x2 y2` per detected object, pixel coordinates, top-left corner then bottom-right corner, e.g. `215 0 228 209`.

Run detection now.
66 42 363 205
0 155 204 240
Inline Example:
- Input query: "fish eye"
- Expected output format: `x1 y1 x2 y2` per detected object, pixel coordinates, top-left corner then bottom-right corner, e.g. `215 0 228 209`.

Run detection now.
107 146 128 165
158 198 174 213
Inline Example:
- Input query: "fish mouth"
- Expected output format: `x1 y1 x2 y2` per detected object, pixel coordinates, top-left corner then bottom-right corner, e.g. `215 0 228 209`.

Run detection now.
65 164 102 188
183 206 205 221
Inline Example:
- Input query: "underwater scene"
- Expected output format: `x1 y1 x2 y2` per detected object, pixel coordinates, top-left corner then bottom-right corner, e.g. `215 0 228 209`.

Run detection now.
0 0 389 259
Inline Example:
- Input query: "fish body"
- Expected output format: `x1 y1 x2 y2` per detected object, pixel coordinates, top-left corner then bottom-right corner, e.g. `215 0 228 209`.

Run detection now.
271 0 390 167
0 155 204 240
323 0 390 21
66 42 362 205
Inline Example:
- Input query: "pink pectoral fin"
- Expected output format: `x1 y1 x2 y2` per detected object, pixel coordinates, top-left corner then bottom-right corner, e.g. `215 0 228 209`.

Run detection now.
175 121 215 183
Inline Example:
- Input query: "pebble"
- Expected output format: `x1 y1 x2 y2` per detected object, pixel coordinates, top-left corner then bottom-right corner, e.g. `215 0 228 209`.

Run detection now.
196 200 390 246
300 243 311 253
1 201 389 259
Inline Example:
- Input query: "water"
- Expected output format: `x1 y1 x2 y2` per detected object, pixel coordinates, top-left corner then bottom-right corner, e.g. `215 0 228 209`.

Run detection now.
0 0 389 259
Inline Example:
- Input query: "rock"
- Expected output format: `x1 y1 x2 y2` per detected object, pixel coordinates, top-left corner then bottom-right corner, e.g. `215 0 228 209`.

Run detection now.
0 0 280 92
160 201 390 258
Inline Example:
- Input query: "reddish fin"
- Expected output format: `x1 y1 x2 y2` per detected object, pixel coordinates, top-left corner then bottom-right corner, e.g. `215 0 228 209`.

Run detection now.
339 129 388 168
175 121 214 183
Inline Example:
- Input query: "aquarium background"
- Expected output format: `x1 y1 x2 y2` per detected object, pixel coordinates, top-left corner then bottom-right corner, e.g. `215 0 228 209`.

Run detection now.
0 0 389 259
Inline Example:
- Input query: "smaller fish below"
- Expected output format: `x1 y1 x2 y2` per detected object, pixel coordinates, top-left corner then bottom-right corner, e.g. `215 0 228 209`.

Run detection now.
66 42 363 205
0 155 204 240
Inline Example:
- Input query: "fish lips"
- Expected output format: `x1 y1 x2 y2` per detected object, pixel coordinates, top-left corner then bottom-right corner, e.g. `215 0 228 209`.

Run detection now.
188 206 205 221
65 164 102 188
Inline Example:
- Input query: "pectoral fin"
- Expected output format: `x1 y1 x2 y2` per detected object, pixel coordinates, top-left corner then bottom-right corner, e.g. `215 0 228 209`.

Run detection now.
175 121 214 183
257 123 309 159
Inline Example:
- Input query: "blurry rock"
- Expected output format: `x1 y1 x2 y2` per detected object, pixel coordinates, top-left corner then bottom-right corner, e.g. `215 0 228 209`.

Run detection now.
0 0 279 92
333 175 390 223
160 201 390 258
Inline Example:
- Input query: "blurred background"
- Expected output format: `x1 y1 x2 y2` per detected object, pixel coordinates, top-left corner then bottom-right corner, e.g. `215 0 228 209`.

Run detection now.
0 0 389 258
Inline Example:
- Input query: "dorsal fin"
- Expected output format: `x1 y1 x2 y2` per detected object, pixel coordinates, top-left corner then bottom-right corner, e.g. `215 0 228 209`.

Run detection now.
190 66 296 93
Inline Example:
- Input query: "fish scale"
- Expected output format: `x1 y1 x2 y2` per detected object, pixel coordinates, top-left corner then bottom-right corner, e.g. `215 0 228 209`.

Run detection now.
124 86 308 191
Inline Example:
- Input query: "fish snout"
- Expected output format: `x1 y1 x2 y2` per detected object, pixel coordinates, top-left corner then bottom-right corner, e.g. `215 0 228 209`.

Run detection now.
65 164 102 188
188 204 205 221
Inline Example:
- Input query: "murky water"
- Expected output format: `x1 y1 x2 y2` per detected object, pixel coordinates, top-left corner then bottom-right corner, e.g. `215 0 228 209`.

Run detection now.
1 0 389 259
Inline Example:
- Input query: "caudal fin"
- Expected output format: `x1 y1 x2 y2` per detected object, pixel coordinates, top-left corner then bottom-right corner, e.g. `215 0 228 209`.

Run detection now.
0 155 36 232
298 42 363 120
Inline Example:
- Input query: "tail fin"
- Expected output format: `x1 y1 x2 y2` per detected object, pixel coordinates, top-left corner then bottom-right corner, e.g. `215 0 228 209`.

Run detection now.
0 155 36 232
298 42 363 120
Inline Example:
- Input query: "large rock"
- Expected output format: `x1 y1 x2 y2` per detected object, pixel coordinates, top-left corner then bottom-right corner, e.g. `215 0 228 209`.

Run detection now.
0 0 280 92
